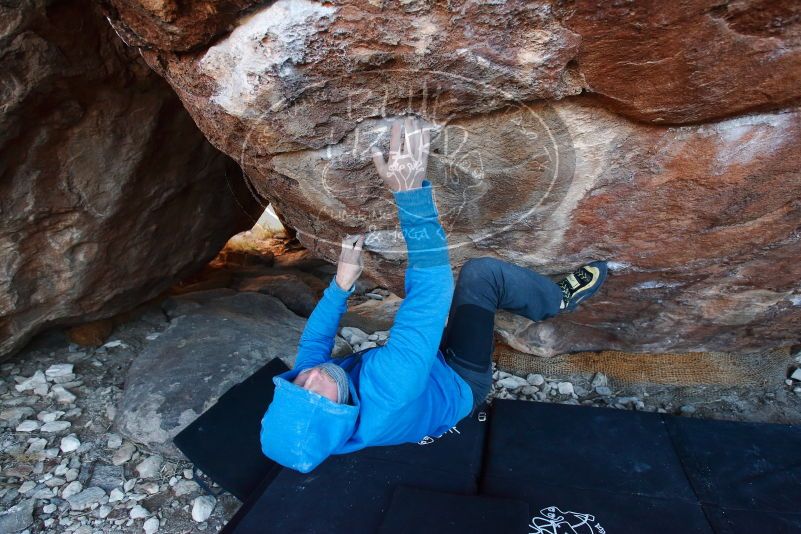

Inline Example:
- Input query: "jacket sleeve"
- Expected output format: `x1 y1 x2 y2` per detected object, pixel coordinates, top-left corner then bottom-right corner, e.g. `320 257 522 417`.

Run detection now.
293 277 355 370
360 179 455 404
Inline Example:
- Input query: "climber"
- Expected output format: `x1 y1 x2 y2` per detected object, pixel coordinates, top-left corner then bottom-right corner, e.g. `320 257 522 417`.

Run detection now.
259 117 608 473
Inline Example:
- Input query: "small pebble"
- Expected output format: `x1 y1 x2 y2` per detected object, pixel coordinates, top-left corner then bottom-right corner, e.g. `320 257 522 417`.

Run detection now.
37 410 65 423
61 481 83 499
15 420 40 432
95 504 112 519
591 372 609 388
144 517 159 534
173 480 199 497
45 364 74 379
497 376 528 389
557 382 574 395
129 505 149 520
135 456 163 479
65 486 106 511
112 442 136 466
106 434 123 449
140 482 160 495
60 434 81 453
14 371 47 393
40 421 71 433
526 374 544 386
191 496 216 522
51 385 77 404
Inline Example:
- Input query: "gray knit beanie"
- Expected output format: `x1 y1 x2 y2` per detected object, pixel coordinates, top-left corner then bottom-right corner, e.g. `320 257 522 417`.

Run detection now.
317 362 350 405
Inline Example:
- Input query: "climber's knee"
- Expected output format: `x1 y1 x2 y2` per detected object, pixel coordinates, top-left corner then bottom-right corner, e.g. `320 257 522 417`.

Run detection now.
457 257 502 290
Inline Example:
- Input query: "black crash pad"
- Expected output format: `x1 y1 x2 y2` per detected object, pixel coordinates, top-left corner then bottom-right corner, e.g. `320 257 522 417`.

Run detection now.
379 486 529 534
221 454 478 534
666 415 801 514
702 506 801 534
481 400 697 502
351 402 489 478
172 357 289 500
222 406 489 534
181 363 801 534
488 479 713 534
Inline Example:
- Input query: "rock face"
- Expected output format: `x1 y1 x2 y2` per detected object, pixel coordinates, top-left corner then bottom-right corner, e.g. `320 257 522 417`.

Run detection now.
105 0 261 51
556 0 801 123
0 1 258 357
116 290 307 457
105 0 801 355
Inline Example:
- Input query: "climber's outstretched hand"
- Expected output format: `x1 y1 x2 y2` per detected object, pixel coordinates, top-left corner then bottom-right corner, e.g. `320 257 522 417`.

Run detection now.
371 116 430 192
335 234 365 292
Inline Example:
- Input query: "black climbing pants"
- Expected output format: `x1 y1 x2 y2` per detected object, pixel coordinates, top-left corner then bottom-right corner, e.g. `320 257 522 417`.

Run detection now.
439 257 563 412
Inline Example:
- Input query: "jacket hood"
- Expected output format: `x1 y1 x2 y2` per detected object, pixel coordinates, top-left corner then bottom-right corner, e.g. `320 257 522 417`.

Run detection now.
260 368 359 473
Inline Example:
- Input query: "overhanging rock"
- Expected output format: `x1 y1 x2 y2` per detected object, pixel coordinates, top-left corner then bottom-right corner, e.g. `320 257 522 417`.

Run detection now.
106 0 801 355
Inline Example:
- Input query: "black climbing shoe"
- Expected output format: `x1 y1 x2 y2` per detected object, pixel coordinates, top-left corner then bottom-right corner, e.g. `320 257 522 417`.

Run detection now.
558 261 608 312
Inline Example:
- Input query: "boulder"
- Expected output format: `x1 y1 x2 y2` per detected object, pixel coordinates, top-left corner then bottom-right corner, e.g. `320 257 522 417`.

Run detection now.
234 271 325 317
104 0 261 51
342 295 403 334
0 0 258 358
555 0 801 123
115 290 309 457
99 0 801 356
94 1 801 356
491 102 801 356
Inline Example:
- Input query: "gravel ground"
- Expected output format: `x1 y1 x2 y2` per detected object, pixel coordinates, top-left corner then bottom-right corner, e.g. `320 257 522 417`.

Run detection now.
0 305 241 534
2 296 800 533
488 362 801 424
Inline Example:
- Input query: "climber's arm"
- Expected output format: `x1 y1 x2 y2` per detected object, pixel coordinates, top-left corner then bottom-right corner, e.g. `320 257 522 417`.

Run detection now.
360 180 454 403
293 235 364 370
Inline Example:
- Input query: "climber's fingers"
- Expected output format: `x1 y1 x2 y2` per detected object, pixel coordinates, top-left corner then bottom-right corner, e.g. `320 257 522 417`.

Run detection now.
420 125 430 162
404 116 419 159
371 148 388 179
389 120 402 160
340 233 364 257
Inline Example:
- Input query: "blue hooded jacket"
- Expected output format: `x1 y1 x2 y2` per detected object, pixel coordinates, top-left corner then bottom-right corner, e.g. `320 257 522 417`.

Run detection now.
260 180 474 473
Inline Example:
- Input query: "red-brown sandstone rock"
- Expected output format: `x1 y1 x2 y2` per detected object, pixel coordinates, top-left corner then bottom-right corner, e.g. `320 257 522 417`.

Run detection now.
102 0 801 355
556 0 801 123
0 1 258 358
104 0 260 52
108 0 801 124
493 103 801 355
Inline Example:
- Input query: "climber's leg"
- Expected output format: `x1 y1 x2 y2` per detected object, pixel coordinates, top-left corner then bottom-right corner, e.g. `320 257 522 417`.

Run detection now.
449 257 564 321
440 257 564 410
